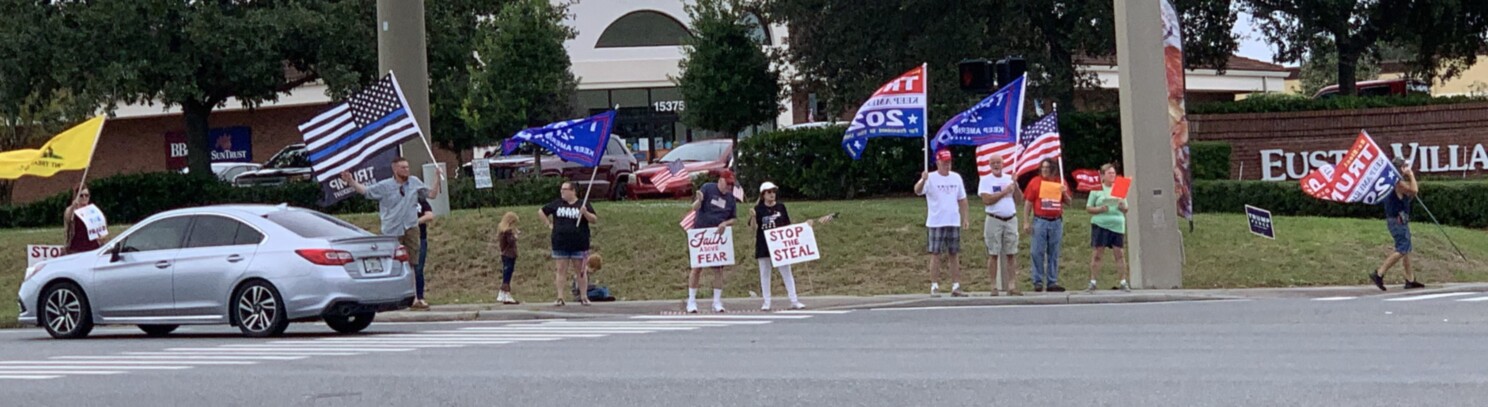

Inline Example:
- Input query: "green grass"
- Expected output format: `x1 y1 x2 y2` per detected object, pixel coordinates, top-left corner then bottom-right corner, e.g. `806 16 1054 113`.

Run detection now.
4 198 1487 325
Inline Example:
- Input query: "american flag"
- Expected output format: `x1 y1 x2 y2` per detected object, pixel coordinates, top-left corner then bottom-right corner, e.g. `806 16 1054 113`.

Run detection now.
976 111 1060 178
299 74 422 182
650 161 692 192
680 210 696 229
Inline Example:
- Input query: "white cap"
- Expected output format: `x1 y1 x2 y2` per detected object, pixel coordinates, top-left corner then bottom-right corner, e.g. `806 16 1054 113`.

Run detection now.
759 181 778 193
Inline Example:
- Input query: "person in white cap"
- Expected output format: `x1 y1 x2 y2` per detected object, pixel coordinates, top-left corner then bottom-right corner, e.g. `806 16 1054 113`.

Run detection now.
749 181 834 311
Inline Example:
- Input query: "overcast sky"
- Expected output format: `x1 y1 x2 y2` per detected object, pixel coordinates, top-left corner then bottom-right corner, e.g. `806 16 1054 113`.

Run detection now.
1233 11 1295 67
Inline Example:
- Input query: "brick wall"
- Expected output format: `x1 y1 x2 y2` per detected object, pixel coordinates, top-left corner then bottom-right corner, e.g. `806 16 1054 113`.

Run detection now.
1189 102 1488 180
10 103 460 204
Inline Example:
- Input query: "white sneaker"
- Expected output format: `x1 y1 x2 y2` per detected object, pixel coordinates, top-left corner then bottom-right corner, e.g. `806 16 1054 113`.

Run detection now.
760 301 772 311
930 284 941 297
713 302 727 313
685 301 698 314
789 302 806 310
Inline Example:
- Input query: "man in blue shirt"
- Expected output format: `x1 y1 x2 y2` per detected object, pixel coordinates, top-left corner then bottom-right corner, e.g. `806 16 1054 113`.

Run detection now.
1370 158 1422 291
685 170 738 313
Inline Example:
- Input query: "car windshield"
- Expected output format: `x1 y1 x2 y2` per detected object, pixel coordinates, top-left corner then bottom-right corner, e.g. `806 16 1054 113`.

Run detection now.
264 147 310 169
264 210 368 239
659 142 727 162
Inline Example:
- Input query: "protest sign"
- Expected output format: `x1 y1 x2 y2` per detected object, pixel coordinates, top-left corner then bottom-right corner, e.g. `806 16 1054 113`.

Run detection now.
1111 176 1132 200
74 204 108 241
1245 205 1275 239
764 223 821 267
27 245 65 267
687 227 736 268
472 158 493 189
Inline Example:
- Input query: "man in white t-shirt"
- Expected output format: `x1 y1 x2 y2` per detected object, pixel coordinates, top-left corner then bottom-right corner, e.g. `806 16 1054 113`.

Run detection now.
978 155 1022 296
914 148 969 297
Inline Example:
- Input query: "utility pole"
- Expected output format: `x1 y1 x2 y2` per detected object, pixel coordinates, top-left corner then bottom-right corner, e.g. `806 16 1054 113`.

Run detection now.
377 0 448 215
1115 0 1184 288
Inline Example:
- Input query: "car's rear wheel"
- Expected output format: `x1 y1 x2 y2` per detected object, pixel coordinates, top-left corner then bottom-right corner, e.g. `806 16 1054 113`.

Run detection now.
324 312 376 334
612 178 629 201
41 282 94 339
139 324 179 337
233 281 289 338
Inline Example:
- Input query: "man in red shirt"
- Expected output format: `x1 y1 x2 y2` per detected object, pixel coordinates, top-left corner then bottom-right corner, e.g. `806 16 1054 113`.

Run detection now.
1022 159 1072 292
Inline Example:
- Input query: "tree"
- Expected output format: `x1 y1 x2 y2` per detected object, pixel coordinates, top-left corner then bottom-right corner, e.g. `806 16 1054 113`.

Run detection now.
427 0 507 163
45 0 378 177
1245 0 1488 96
459 0 579 154
0 0 99 204
1298 43 1383 96
676 0 782 155
768 0 1239 117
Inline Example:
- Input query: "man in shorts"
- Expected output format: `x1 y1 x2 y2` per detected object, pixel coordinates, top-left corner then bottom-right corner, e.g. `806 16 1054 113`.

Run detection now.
1370 157 1424 291
978 155 1022 296
915 149 969 297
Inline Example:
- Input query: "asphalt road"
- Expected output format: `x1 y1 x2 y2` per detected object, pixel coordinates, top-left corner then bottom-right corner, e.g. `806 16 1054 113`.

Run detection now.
1 291 1486 407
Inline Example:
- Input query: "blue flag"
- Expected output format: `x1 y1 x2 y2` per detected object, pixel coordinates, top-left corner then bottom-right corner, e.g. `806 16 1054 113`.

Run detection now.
502 110 616 167
842 64 929 159
930 75 1026 153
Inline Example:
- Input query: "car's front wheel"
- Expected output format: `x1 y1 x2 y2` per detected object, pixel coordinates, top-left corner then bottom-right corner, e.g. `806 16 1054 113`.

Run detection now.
41 282 94 339
324 312 376 334
233 281 289 338
611 178 629 201
139 324 179 337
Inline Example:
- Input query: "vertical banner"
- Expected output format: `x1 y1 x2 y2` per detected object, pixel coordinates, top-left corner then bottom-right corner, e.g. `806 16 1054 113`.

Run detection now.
319 148 398 207
1161 0 1193 222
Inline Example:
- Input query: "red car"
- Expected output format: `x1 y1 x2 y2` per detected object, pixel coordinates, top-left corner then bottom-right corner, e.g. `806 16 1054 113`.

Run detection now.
629 139 734 199
460 136 638 200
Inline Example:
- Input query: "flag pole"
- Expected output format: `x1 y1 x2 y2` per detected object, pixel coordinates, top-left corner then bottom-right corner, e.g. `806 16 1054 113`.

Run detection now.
1416 195 1468 261
1052 103 1067 189
76 116 106 193
923 63 930 171
575 106 618 226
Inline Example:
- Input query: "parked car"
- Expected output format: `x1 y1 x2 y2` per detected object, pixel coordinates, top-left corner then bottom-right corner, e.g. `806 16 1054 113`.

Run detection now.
629 139 734 199
460 136 637 200
180 162 265 183
233 144 314 187
18 204 415 339
1312 78 1430 99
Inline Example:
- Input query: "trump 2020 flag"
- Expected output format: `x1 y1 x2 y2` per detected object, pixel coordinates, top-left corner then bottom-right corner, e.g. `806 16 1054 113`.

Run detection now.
502 110 616 167
299 73 424 206
1300 131 1401 205
842 64 928 159
930 74 1026 154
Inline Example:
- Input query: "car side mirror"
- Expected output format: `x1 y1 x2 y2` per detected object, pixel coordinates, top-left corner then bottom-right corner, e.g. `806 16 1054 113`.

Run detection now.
108 245 122 263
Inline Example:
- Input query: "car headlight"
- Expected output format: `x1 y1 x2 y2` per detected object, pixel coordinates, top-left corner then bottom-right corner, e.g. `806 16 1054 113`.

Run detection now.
23 263 43 281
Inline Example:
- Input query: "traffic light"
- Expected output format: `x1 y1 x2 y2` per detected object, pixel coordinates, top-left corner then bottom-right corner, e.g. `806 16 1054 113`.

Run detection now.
958 59 993 92
996 57 1027 88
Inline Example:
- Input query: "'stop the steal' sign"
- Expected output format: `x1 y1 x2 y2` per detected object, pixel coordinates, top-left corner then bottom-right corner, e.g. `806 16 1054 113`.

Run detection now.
687 227 736 268
764 223 821 267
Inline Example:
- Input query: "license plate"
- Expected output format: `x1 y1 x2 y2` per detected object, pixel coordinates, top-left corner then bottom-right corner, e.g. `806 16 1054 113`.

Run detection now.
362 258 387 275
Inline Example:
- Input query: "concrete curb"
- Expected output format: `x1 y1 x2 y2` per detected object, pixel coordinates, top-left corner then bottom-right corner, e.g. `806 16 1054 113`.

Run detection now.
839 293 1238 310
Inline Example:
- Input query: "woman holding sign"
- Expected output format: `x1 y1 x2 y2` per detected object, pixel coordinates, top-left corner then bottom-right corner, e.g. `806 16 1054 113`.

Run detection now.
684 170 738 314
750 182 833 311
1085 164 1130 292
63 186 105 254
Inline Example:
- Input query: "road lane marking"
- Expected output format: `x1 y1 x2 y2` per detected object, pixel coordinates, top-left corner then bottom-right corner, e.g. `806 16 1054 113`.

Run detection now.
631 315 811 320
125 351 361 357
53 355 307 361
774 310 852 314
1455 295 1488 302
0 375 61 380
1312 296 1358 301
169 347 414 352
1384 292 1475 302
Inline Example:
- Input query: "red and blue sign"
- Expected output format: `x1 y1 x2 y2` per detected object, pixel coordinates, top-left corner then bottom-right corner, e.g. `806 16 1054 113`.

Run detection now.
502 110 615 168
843 64 928 159
1300 131 1401 205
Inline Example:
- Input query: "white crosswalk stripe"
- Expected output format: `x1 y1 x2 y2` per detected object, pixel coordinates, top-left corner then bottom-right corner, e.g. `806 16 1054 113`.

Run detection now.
1312 296 1358 301
1457 295 1488 302
1 310 849 380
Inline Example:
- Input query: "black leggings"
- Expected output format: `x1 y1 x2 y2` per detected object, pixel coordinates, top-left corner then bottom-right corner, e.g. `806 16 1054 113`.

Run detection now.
500 256 516 285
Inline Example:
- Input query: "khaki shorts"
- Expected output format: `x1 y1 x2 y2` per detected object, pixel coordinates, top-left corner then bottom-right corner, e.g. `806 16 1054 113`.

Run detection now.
399 227 421 265
983 215 1019 255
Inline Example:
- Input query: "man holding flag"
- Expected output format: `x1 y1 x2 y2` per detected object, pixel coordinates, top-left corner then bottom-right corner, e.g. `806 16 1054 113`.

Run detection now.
1372 157 1423 291
1016 111 1070 293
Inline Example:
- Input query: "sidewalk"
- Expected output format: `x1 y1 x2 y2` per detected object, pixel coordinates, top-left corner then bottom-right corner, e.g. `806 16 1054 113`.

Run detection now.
380 282 1488 323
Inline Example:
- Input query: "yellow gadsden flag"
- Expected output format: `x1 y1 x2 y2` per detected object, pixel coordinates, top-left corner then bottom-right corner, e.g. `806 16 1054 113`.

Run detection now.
0 116 105 179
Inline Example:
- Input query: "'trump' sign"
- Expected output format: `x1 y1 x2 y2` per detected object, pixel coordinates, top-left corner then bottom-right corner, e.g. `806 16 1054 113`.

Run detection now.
1300 131 1400 205
687 227 736 268
764 223 821 267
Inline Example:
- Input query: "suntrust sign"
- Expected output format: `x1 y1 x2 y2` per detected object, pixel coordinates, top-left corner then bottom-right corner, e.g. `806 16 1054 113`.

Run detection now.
1260 142 1488 181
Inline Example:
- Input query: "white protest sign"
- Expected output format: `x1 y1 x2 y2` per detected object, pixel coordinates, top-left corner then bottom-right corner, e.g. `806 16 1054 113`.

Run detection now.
686 227 735 268
27 245 66 268
75 204 108 241
764 222 821 267
472 158 493 189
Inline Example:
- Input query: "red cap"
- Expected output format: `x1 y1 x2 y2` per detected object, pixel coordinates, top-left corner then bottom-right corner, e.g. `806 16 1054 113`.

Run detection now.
936 149 953 162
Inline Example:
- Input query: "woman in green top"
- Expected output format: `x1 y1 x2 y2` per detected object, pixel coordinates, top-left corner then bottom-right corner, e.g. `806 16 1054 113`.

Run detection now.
1086 164 1129 292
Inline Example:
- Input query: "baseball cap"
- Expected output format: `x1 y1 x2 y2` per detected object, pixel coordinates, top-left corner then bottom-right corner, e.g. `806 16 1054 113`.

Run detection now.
936 149 952 162
759 181 778 193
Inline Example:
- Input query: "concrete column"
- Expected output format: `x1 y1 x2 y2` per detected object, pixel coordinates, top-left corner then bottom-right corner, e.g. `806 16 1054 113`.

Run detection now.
1115 0 1184 288
378 0 447 215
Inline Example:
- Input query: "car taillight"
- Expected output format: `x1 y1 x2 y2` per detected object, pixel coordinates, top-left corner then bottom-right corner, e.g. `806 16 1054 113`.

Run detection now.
296 249 354 266
394 246 409 262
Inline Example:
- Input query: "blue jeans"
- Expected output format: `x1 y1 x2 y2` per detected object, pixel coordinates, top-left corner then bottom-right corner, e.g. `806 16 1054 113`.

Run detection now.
415 236 428 299
1030 217 1064 286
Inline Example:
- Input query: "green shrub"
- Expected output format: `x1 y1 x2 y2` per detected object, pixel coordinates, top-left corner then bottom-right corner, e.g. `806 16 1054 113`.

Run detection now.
736 125 925 199
449 175 564 209
1193 179 1488 228
1191 141 1232 180
1059 110 1122 174
1189 93 1488 115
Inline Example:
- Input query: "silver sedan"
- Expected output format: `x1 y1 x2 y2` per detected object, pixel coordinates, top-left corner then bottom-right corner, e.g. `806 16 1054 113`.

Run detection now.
18 205 416 339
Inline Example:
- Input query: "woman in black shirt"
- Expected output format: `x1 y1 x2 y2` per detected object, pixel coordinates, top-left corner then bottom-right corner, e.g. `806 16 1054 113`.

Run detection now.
750 182 831 311
539 182 597 306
